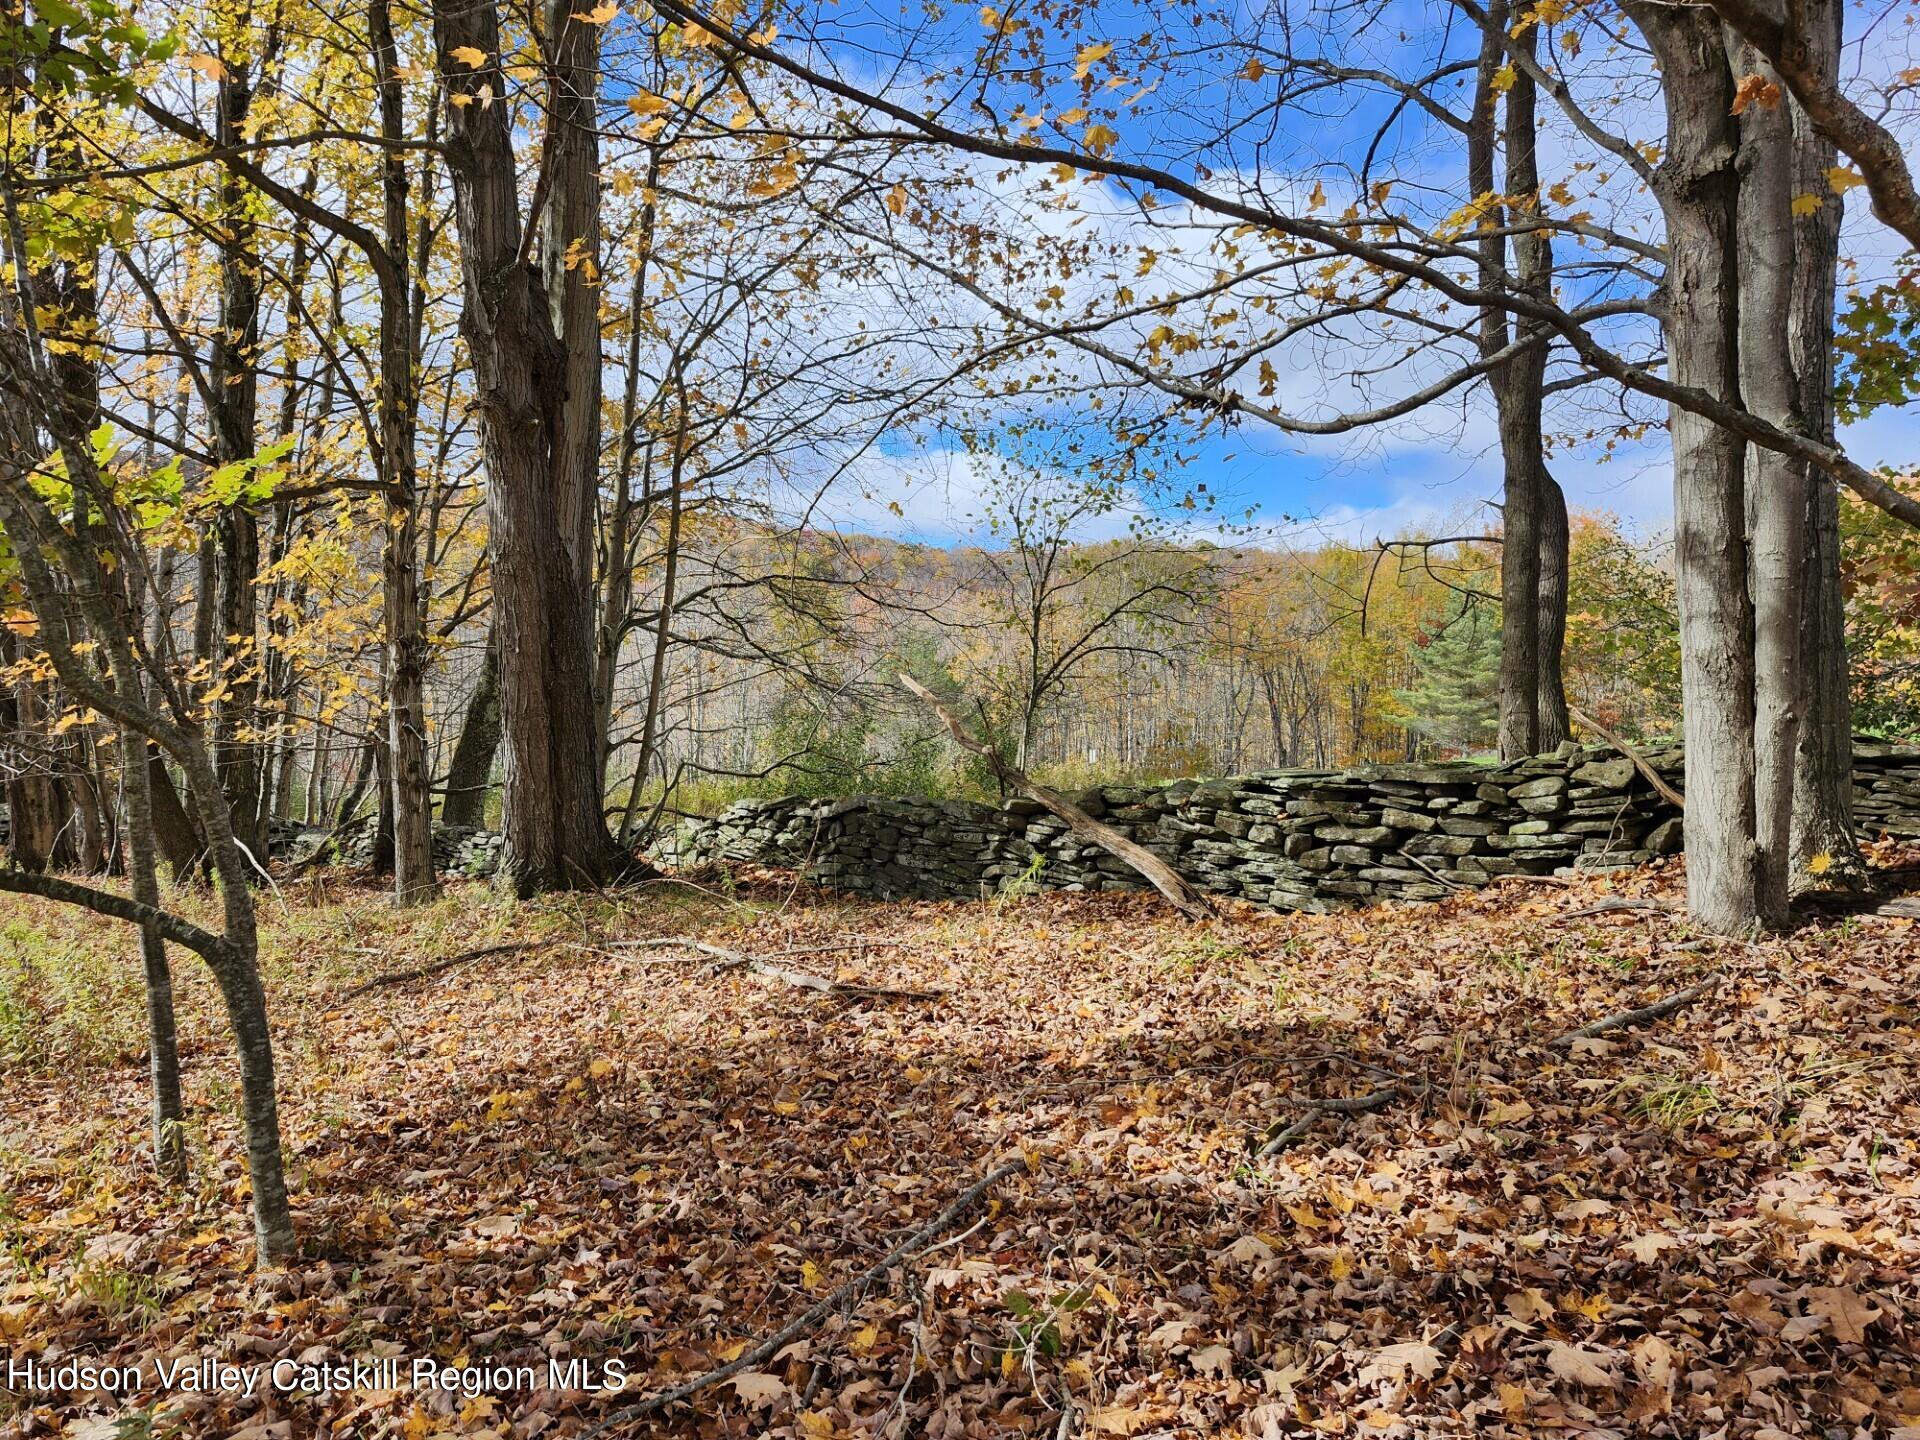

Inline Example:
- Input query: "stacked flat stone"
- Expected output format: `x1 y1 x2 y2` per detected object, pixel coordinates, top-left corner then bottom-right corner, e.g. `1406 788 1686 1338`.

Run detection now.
657 738 1920 914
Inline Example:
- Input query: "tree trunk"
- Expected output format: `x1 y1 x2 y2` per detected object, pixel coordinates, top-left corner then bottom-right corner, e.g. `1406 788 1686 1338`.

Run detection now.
431 0 618 893
210 58 266 867
1535 473 1571 748
1786 0 1866 891
1634 4 1769 933
1505 33 1571 752
442 637 502 828
1730 33 1805 929
1468 0 1543 759
373 0 438 904
122 703 187 1181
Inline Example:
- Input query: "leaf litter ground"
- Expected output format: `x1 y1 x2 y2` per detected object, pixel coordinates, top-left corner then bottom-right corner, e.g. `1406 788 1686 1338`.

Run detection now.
2 853 1918 1439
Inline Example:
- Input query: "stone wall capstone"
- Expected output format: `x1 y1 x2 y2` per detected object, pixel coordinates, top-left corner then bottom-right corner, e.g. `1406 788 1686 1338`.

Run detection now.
655 738 1920 912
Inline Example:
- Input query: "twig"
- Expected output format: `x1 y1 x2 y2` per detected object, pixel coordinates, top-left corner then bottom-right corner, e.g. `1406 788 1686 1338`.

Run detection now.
1554 896 1677 922
1551 975 1718 1045
1568 704 1686 809
575 1157 1029 1438
1256 1084 1406 1158
339 941 541 999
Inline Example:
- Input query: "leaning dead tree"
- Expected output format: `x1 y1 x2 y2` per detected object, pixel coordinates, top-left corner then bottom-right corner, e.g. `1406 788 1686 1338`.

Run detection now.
898 672 1212 920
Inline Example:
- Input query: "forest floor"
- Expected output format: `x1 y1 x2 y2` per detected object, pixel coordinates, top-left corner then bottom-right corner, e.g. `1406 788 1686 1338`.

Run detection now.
2 853 1919 1440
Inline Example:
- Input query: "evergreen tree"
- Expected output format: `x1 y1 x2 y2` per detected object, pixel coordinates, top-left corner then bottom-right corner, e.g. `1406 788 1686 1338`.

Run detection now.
1396 601 1502 755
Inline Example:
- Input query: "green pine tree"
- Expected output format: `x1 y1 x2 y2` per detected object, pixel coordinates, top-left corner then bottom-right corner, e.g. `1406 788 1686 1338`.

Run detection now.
1395 599 1501 755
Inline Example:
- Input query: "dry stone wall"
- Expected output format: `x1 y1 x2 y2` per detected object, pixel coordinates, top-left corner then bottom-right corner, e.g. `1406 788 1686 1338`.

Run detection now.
659 738 1920 912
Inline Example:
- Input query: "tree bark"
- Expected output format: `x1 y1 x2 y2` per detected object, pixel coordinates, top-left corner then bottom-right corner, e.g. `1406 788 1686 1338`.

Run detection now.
431 0 618 893
1729 34 1805 929
1535 472 1571 748
442 636 502 828
1783 0 1865 892
209 55 267 867
372 0 438 903
1634 3 1769 933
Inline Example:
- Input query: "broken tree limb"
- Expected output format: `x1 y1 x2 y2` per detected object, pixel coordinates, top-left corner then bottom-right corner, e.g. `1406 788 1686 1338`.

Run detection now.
575 1156 1029 1438
1551 974 1719 1045
1395 848 1470 891
1568 704 1686 810
897 672 1212 921
1554 896 1677 922
613 936 942 1000
339 941 542 998
1256 1083 1406 1158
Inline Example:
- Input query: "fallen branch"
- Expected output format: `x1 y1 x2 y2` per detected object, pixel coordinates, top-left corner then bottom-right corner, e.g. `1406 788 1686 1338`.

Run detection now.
1551 975 1718 1045
1554 896 1677 922
286 808 376 877
898 672 1211 921
339 941 541 999
1256 1083 1406 1158
1568 704 1686 810
1394 849 1470 891
1874 897 1920 919
613 936 941 1001
576 1156 1029 1438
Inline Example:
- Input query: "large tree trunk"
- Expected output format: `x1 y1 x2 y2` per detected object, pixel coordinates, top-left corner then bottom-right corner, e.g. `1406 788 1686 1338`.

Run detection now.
210 58 266 868
1730 33 1805 929
1785 0 1865 891
1634 4 1771 933
431 0 618 893
1470 0 1547 759
372 0 438 903
442 637 502 828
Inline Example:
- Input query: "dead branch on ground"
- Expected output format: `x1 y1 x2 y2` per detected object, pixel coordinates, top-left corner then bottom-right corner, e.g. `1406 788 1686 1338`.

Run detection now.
613 936 942 1000
340 942 542 998
575 1156 1029 1438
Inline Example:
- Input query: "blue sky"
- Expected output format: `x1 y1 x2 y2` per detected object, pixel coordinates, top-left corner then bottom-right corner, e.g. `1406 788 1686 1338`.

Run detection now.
757 0 1917 549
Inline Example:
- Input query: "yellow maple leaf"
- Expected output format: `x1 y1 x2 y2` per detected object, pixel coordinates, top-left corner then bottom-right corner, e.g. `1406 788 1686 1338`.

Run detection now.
1074 41 1113 79
1826 167 1865 194
449 45 488 68
1790 193 1824 216
1807 851 1833 875
886 182 908 215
